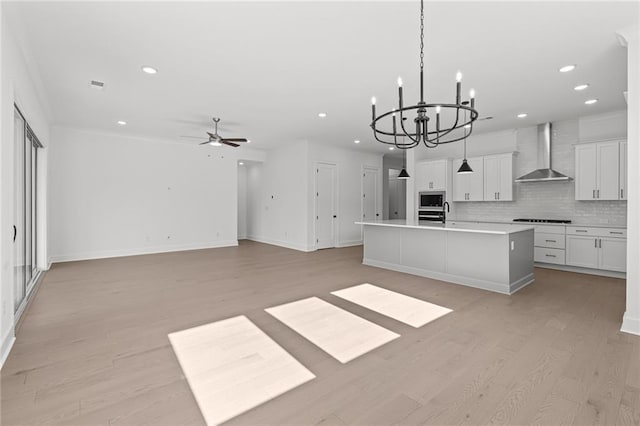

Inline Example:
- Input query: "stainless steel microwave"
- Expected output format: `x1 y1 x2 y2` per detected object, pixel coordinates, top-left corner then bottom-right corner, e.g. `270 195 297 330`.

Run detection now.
419 191 445 209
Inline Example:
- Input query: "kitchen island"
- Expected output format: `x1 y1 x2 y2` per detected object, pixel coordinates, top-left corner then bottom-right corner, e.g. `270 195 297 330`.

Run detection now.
356 219 535 295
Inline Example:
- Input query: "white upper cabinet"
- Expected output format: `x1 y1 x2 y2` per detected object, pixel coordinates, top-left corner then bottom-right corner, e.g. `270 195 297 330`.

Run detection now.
416 159 447 191
483 153 513 202
597 142 620 200
575 140 624 201
620 141 627 200
575 144 597 200
453 156 484 202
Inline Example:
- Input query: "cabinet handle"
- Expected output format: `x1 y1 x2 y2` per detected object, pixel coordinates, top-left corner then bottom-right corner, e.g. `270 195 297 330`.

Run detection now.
595 239 598 248
545 254 556 258
621 188 624 199
597 189 600 199
599 239 602 248
498 192 500 200
610 231 623 235
545 239 556 243
576 230 588 233
593 189 596 199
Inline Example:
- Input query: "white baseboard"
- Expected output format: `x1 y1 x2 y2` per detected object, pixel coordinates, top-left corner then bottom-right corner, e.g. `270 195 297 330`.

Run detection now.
50 240 239 263
534 262 626 279
0 330 15 369
246 236 314 252
363 258 531 295
621 312 640 336
337 240 363 248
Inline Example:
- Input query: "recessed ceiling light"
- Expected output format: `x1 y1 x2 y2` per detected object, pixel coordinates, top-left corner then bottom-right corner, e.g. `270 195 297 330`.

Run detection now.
585 99 598 105
574 84 589 91
141 66 158 74
239 162 244 165
559 64 576 73
388 146 394 151
318 112 327 118
117 120 127 125
517 113 528 118
354 140 360 144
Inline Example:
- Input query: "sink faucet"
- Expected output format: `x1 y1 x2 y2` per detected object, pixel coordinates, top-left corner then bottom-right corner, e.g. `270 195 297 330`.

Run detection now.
442 201 450 223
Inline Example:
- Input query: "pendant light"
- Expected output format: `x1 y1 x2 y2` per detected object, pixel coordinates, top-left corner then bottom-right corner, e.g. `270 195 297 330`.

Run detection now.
398 140 410 179
370 0 479 149
457 107 474 174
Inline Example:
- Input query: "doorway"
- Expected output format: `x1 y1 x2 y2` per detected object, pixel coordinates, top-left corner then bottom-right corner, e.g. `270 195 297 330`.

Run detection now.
13 106 42 320
388 169 406 219
315 163 337 249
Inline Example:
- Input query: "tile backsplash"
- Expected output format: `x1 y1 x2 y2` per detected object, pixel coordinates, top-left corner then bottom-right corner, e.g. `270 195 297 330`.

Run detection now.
453 114 627 226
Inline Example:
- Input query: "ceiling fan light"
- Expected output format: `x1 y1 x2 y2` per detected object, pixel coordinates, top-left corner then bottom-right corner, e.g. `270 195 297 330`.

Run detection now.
210 141 222 147
398 168 410 179
457 159 474 174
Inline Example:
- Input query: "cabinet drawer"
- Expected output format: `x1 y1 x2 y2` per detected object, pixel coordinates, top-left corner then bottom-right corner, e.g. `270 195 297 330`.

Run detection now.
566 226 627 238
534 225 566 235
603 229 626 238
534 233 565 249
534 247 566 265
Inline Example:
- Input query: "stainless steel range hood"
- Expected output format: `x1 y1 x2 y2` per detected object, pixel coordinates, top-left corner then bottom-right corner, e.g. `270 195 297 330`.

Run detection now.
515 123 572 183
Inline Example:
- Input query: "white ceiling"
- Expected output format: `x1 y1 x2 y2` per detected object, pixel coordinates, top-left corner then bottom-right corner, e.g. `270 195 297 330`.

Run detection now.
5 1 637 153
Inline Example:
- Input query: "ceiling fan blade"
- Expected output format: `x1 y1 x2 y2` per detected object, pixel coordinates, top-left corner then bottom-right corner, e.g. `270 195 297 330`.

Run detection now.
199 141 212 145
221 138 248 142
207 132 217 139
221 141 240 147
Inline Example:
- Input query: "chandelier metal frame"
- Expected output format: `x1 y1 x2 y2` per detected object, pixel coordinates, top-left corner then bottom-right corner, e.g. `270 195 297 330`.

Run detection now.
370 0 479 150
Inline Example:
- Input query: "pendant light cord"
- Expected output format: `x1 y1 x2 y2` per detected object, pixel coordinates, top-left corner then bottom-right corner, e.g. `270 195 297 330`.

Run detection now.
420 0 424 73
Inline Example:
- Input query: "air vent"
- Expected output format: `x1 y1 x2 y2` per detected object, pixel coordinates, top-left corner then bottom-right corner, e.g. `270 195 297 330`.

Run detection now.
89 80 105 90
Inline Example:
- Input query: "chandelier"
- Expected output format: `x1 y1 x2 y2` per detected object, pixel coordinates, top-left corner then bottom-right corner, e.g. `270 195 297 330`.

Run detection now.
370 0 479 153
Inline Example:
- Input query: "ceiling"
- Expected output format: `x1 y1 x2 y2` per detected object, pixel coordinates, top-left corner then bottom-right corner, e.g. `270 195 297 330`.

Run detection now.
5 1 637 153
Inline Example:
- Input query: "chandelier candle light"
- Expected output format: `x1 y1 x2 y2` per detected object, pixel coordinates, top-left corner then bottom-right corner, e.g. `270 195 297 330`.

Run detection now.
370 0 479 171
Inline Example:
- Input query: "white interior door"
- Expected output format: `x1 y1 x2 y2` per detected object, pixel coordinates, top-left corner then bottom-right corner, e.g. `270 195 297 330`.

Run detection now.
315 163 337 249
362 167 379 222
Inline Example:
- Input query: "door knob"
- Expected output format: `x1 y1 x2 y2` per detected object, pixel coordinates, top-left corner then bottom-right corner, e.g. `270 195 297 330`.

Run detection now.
333 215 337 218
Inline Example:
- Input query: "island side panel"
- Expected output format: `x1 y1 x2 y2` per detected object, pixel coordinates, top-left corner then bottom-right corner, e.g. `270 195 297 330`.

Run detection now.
400 227 447 273
445 232 511 292
363 225 402 265
508 229 535 292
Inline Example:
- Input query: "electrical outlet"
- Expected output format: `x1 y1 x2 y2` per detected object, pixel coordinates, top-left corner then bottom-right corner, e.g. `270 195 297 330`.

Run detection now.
511 241 515 250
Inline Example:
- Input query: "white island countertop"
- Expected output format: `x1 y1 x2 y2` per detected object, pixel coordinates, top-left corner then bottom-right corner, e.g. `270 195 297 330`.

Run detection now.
356 219 534 235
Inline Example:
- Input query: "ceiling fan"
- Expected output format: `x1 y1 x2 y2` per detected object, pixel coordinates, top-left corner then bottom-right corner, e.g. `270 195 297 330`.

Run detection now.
183 117 248 147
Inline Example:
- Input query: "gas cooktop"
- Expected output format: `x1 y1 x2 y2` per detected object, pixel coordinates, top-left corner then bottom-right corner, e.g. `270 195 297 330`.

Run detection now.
513 218 572 224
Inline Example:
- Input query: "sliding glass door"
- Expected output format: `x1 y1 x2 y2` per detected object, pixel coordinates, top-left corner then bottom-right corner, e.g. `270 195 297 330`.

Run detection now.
14 106 41 318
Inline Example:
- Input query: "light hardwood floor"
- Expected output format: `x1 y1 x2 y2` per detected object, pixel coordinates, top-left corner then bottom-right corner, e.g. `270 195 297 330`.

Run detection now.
1 240 639 425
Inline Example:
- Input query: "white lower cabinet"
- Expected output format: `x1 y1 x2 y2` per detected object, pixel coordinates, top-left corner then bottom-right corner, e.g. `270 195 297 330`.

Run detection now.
566 232 626 272
566 235 599 269
599 237 627 272
534 225 566 265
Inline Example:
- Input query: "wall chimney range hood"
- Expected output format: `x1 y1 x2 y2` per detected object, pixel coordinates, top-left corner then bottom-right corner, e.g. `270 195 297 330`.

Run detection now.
515 123 572 183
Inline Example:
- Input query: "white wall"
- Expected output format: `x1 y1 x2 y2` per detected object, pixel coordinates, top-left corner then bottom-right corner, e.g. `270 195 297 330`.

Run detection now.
237 164 247 239
244 142 383 251
49 127 242 261
307 143 383 248
617 25 639 336
245 142 310 251
1 14 52 366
